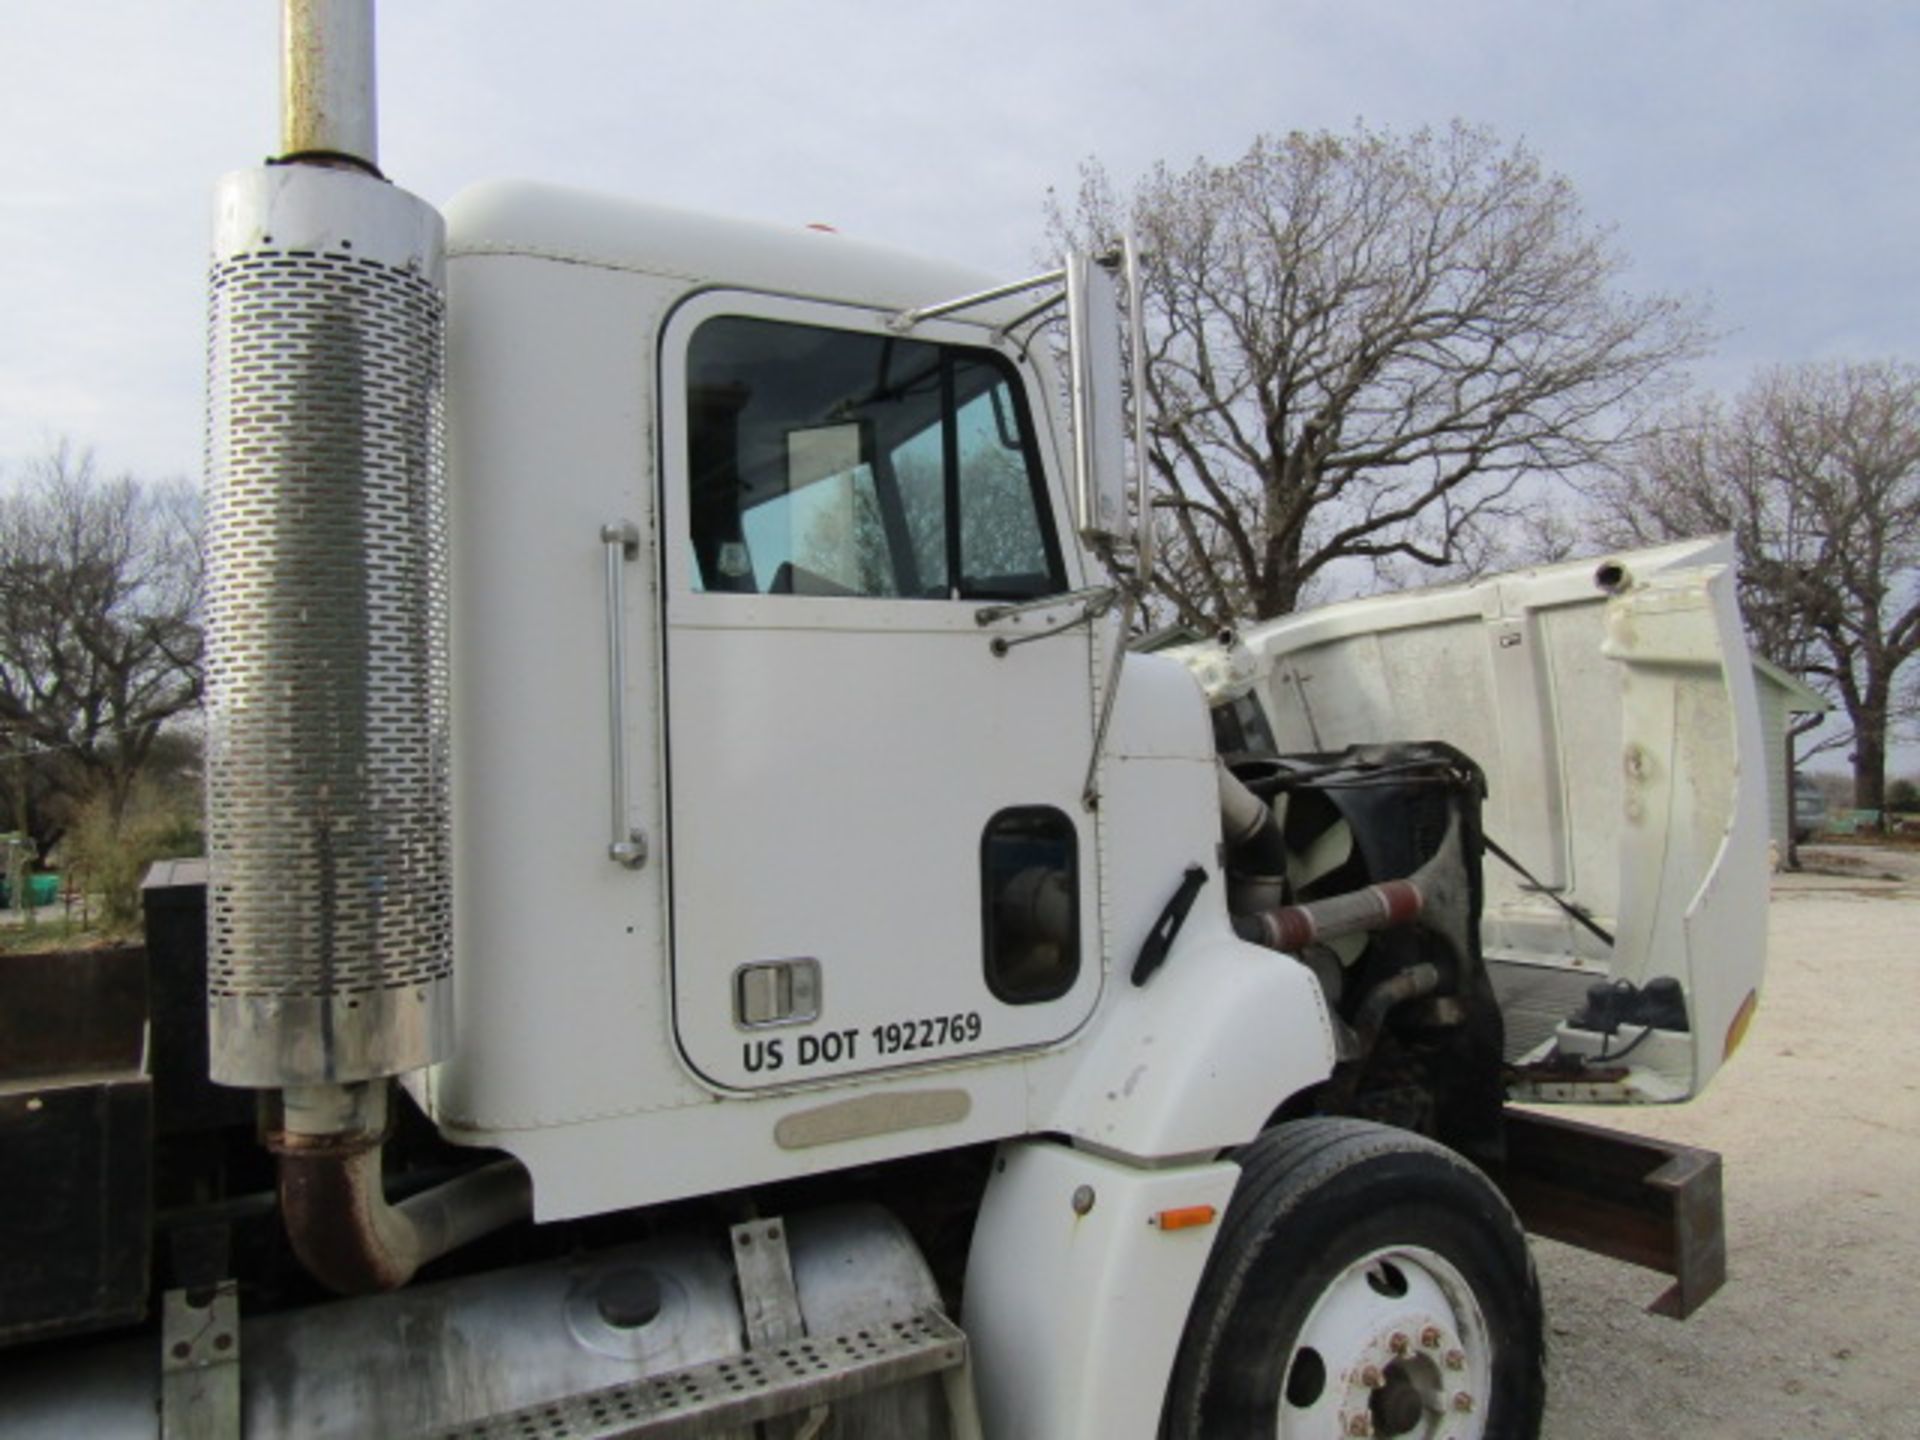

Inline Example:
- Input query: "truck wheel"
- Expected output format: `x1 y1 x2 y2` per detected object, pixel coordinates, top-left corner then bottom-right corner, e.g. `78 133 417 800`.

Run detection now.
1163 1118 1543 1439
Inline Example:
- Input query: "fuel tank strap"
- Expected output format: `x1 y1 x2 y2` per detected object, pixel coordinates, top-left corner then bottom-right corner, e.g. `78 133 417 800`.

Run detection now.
160 1283 241 1440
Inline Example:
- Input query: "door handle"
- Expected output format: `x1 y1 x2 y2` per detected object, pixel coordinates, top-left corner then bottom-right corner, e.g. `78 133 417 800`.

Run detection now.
601 521 647 869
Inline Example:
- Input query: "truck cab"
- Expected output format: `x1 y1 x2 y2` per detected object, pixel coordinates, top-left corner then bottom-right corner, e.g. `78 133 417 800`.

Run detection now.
0 10 1767 1436
430 185 1765 1211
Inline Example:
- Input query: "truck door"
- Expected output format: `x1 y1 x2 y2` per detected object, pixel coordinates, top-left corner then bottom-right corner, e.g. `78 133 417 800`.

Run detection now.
658 294 1101 1091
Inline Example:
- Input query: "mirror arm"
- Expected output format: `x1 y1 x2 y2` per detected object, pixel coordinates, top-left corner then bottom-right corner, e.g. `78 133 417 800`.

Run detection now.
888 267 1068 333
975 583 1116 629
1081 578 1141 811
993 291 1067 347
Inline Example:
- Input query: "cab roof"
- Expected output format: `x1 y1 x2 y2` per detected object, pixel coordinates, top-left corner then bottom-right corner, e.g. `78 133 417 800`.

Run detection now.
444 180 1004 316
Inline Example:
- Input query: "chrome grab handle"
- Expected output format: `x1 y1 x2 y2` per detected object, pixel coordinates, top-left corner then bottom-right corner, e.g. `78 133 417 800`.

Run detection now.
601 521 646 869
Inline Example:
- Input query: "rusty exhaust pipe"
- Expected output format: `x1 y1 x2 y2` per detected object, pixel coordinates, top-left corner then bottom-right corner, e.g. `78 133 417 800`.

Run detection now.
272 1084 532 1295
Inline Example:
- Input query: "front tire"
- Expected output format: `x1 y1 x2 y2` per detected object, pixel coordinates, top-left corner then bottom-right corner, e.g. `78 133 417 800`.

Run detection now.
1163 1118 1544 1439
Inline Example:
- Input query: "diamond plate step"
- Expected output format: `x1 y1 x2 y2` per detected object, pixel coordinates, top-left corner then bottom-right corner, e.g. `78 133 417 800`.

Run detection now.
425 1310 967 1440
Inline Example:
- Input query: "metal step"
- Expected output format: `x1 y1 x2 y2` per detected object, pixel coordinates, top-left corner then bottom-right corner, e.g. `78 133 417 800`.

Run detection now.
424 1309 968 1440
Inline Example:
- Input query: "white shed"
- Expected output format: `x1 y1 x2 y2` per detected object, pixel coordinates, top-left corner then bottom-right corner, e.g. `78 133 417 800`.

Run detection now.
1752 656 1831 856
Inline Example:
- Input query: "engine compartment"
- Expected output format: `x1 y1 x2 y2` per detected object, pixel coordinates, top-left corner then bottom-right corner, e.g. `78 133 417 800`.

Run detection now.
1214 742 1510 1165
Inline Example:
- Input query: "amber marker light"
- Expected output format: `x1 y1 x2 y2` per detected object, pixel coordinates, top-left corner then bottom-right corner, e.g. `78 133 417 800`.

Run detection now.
1150 1205 1218 1231
1724 989 1759 1061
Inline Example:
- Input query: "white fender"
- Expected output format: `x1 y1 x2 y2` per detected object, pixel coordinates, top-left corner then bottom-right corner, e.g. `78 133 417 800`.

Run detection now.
1058 648 1340 1161
1046 913 1338 1159
963 1141 1240 1440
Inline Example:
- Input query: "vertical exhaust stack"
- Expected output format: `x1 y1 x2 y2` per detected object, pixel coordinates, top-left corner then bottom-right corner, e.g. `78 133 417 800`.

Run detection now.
207 0 448 1091
205 0 527 1292
280 0 381 169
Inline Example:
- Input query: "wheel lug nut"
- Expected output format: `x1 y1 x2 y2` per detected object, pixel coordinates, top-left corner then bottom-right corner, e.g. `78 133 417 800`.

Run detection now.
1359 1364 1384 1389
1453 1391 1475 1414
1421 1326 1442 1349
1445 1348 1466 1372
1389 1331 1410 1355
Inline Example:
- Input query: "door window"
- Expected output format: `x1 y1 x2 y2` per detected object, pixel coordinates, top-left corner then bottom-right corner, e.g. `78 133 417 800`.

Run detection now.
686 317 1065 601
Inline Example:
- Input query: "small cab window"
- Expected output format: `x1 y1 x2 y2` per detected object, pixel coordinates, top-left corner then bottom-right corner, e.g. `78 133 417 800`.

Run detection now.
686 316 1065 601
1212 692 1278 759
982 807 1079 1004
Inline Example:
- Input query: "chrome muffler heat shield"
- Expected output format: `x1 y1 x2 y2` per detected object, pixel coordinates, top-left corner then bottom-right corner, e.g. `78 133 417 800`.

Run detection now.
205 164 450 1087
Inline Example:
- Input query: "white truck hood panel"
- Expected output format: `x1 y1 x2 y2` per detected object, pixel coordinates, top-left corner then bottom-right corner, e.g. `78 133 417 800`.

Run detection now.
1174 538 1770 1102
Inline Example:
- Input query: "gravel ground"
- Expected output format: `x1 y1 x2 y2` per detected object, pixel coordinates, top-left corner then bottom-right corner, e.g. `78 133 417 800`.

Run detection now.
1537 845 1920 1439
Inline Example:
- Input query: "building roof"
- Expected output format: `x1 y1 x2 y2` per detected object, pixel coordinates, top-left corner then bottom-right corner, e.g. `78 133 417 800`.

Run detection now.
1752 655 1830 713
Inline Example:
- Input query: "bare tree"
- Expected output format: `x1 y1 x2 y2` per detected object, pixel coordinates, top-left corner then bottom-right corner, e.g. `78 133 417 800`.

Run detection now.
1049 123 1709 626
0 442 204 852
1597 361 1920 813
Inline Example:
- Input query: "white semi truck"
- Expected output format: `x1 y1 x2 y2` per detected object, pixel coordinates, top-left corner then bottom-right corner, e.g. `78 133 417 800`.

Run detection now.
0 5 1766 1437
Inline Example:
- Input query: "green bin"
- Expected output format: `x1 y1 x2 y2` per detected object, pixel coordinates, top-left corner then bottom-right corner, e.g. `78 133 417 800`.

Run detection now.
0 874 61 908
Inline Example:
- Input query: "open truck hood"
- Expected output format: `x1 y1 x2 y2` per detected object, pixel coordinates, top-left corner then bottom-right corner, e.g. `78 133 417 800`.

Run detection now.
1176 537 1769 1103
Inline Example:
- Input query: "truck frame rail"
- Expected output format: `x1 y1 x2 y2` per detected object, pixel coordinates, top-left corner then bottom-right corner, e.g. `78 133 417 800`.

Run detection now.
1499 1109 1726 1319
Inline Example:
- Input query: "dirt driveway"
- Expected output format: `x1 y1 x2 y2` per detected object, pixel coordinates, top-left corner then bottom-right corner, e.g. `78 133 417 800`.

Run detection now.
1536 846 1920 1439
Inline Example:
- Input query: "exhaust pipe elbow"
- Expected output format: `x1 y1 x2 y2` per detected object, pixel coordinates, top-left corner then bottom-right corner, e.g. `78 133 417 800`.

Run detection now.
1353 961 1443 1050
272 1083 532 1295
1218 761 1290 880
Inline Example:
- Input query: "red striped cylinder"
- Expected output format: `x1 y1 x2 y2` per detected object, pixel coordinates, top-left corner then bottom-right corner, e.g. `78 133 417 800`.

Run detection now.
1244 879 1425 952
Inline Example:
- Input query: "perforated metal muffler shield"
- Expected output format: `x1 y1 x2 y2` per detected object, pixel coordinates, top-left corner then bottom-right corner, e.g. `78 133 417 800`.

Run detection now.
205 166 451 1087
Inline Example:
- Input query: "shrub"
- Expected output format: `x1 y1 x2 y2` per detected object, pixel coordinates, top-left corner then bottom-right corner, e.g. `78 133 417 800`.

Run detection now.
61 781 203 931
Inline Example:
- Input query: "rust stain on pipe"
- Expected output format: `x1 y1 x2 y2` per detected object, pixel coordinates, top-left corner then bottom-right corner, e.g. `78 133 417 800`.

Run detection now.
272 1126 532 1295
273 1128 415 1294
280 0 379 168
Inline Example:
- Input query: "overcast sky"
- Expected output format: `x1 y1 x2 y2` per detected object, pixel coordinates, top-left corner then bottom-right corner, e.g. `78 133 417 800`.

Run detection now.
3 2 1915 777
4 1 1916 485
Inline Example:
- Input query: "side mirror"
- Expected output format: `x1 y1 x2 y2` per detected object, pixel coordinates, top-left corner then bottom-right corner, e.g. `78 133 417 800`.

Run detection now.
1067 251 1126 547
1066 238 1153 581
